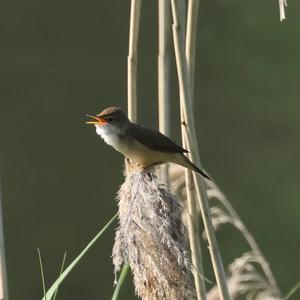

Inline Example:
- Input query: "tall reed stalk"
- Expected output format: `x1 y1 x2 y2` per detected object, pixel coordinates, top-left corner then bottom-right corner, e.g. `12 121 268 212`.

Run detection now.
185 0 199 95
174 1 207 299
127 0 142 123
0 189 8 300
279 0 288 21
158 0 172 184
183 163 207 300
171 0 230 299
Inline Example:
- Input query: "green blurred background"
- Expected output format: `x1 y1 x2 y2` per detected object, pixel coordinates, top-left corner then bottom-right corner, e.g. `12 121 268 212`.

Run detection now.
1 0 300 299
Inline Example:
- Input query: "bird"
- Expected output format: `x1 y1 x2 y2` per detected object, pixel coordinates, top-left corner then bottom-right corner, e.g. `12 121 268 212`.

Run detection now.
86 107 211 180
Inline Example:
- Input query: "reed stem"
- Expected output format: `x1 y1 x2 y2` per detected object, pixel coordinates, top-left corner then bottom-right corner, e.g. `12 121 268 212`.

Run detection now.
128 0 142 122
0 189 8 300
158 0 172 184
184 170 207 300
171 1 230 299
175 1 207 299
279 0 288 21
186 0 200 98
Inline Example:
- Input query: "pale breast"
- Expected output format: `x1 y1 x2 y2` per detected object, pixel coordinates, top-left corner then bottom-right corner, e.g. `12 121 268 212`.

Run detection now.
95 125 172 167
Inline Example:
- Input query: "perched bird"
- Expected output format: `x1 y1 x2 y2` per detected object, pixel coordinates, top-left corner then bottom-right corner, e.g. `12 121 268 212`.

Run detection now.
86 107 211 180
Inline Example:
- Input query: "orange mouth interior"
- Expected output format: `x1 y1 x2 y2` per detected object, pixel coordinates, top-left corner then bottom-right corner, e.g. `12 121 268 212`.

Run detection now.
86 115 107 125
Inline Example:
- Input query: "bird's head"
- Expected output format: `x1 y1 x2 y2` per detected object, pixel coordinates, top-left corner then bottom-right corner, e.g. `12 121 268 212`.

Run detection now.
86 107 129 137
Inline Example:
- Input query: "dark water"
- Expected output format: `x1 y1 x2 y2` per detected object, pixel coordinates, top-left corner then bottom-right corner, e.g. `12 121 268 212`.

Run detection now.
0 0 300 299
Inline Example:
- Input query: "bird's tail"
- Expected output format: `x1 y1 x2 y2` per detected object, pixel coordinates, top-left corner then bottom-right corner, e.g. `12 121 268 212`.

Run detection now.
169 153 212 180
182 155 212 180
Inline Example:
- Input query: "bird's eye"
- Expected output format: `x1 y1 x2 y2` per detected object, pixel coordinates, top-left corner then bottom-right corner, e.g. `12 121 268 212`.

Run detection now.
108 117 113 122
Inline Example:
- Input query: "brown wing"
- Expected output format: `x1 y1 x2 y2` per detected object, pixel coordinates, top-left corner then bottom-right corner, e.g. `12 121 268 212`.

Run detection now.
127 123 188 154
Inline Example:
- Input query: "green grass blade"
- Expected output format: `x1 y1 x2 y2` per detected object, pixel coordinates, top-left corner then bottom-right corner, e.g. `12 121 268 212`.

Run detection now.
284 280 300 300
111 264 130 300
37 247 47 300
53 252 67 300
42 213 118 300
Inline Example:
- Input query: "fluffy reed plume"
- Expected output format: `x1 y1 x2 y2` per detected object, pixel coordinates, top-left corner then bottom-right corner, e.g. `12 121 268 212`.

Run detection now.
207 252 280 300
113 165 196 300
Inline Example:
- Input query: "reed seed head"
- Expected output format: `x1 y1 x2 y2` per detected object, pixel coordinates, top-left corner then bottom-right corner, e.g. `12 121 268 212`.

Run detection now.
113 167 196 300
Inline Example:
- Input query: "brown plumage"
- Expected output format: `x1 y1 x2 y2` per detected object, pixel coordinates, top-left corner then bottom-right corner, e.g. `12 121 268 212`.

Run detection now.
87 107 211 180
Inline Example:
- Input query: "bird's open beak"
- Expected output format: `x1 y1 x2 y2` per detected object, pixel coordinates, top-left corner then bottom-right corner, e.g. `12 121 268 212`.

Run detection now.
86 114 107 125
